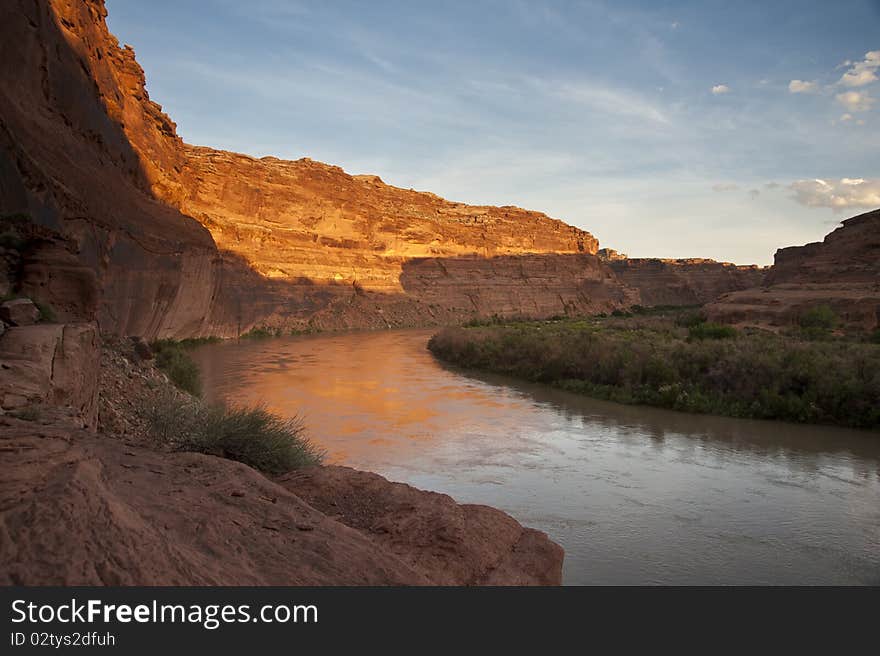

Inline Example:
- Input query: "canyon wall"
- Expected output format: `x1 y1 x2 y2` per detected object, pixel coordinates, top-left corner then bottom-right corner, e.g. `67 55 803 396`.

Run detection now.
707 209 880 329
0 0 611 340
604 258 765 307
1 0 764 341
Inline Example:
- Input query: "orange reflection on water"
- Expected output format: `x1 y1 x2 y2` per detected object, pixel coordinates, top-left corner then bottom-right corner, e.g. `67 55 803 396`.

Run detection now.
193 330 535 466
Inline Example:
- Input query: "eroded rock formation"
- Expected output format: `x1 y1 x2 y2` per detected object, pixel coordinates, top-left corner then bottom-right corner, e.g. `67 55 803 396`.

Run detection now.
707 209 880 329
604 257 765 307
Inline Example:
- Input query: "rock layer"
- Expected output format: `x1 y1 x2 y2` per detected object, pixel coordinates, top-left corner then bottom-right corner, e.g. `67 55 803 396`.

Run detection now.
605 258 765 307
707 209 880 329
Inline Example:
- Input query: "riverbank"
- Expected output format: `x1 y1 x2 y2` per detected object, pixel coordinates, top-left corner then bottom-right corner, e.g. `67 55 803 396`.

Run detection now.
0 332 563 585
427 310 880 430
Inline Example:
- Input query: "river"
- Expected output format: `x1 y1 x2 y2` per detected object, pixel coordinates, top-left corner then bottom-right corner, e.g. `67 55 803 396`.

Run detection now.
192 329 880 585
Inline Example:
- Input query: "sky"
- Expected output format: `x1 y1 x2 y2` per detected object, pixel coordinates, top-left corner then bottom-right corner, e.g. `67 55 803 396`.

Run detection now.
104 0 880 265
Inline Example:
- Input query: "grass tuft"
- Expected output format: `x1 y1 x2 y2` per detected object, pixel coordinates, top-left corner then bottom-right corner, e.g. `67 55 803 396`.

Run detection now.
142 392 323 474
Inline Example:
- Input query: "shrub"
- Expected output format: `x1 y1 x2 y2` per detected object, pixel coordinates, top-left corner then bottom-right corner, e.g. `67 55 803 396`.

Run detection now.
427 316 880 430
688 322 737 340
142 392 323 474
241 326 276 339
34 300 56 323
798 305 837 331
675 310 707 328
150 340 202 396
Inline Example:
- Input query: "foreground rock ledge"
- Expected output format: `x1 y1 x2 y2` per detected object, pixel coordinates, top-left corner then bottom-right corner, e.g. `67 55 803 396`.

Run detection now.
0 418 563 586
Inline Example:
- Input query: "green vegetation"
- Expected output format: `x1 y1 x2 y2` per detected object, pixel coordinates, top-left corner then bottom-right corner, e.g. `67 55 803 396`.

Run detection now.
794 304 838 341
34 300 56 323
143 392 323 474
150 339 202 397
241 326 279 339
428 309 880 430
11 406 41 422
688 321 737 340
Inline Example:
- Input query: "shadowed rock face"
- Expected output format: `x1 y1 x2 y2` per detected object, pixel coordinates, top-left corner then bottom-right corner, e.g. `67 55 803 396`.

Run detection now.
604 258 765 307
707 209 880 329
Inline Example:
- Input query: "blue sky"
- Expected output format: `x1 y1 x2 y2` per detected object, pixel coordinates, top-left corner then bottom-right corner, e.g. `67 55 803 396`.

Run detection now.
105 0 880 264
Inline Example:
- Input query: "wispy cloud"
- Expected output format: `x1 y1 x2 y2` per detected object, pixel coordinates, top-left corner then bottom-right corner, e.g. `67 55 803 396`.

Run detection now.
549 80 670 124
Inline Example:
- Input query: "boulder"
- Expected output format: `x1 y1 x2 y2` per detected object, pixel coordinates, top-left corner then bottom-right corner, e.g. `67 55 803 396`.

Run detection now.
0 298 40 326
280 465 565 585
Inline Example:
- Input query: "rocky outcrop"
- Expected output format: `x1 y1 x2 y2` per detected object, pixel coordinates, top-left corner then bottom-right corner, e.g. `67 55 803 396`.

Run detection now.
0 415 563 585
0 298 39 326
604 258 765 307
707 209 880 329
0 322 100 428
282 465 563 585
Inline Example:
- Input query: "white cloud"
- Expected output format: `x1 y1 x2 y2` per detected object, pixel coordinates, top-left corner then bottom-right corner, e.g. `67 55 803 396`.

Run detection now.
712 183 739 192
836 90 874 112
838 50 880 87
711 84 730 95
840 113 853 122
788 79 818 93
789 177 880 210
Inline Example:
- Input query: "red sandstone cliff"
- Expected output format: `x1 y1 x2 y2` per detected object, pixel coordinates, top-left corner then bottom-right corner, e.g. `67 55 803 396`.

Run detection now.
1 0 761 340
1 0 616 339
707 209 880 329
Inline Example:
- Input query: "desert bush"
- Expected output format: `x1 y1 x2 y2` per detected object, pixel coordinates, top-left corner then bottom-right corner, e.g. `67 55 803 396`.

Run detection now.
798 305 837 330
675 310 707 328
34 300 56 323
428 316 880 429
688 322 737 340
150 340 202 396
142 392 323 474
241 326 277 339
